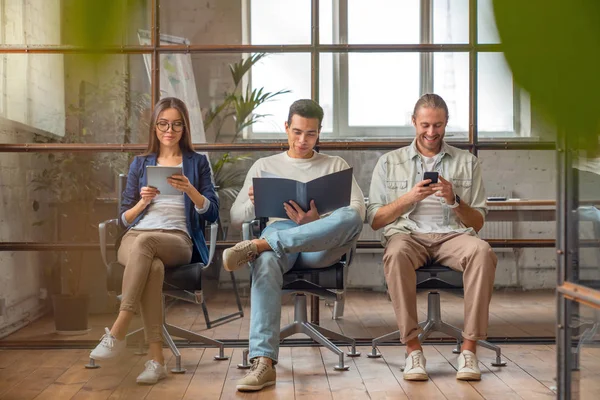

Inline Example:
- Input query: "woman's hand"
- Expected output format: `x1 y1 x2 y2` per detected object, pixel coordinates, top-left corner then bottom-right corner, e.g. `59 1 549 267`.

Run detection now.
140 186 160 207
168 174 195 194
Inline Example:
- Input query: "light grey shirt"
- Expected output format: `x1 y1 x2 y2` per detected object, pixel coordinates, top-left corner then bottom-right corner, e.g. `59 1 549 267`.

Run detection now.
367 140 487 245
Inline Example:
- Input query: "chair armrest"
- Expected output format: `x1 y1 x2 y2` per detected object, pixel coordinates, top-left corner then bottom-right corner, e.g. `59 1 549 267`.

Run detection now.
99 219 119 269
206 222 218 267
242 219 261 240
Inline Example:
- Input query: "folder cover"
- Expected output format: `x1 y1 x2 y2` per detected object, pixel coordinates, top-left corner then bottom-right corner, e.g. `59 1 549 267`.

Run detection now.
252 168 353 218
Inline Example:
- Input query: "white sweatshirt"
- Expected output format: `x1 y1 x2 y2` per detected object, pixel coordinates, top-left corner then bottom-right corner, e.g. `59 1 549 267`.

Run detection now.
229 151 366 228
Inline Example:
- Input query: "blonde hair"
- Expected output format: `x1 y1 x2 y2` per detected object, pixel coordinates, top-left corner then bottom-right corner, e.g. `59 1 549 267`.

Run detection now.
412 93 449 122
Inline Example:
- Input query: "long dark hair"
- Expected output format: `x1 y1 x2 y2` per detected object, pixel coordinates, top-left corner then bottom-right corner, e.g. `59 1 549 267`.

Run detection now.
143 97 194 156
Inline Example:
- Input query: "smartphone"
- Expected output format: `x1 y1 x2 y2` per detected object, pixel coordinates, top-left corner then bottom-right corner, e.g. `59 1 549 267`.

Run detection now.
423 171 439 187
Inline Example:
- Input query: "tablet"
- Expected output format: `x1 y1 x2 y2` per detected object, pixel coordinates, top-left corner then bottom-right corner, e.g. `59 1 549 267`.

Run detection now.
146 166 183 196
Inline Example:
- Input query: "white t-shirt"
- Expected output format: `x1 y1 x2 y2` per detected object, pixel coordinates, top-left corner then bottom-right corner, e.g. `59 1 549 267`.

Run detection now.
134 162 188 234
410 155 453 233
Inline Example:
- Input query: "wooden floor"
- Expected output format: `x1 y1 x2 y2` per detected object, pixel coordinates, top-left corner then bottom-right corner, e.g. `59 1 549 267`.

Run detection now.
1 290 600 398
2 290 557 344
1 344 600 399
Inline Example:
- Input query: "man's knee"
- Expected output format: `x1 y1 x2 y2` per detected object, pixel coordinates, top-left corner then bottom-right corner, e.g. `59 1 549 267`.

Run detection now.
337 207 363 230
383 245 416 273
471 239 497 264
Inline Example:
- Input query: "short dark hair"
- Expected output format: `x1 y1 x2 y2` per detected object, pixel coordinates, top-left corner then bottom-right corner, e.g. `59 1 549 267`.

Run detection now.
287 99 324 128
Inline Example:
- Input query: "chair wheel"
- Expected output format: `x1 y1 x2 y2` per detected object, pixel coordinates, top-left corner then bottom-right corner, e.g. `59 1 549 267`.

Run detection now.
171 367 186 374
347 351 361 357
491 361 507 367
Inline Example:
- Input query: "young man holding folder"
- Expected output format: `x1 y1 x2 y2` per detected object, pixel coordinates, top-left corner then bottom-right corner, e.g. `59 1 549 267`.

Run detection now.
224 99 365 392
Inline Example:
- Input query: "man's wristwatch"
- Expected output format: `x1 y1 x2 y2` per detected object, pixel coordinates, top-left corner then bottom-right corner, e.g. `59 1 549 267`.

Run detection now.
447 194 461 209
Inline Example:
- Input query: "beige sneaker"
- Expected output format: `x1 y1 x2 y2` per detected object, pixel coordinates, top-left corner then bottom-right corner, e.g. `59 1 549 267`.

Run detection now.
236 359 276 392
456 350 481 381
223 240 259 272
403 350 429 381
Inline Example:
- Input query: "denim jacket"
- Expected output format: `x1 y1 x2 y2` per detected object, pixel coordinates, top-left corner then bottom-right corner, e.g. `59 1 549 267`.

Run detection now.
119 151 219 264
367 140 487 245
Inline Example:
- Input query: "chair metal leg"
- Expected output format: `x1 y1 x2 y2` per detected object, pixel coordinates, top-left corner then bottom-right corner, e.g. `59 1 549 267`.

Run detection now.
237 348 251 369
162 325 185 374
453 340 462 354
279 322 301 341
300 322 349 371
476 338 507 367
417 320 435 342
309 323 360 357
332 293 345 320
164 323 228 361
368 330 401 358
199 274 244 329
84 357 100 369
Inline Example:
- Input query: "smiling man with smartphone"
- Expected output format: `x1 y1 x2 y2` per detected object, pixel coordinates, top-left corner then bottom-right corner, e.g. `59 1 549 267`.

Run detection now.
367 94 496 382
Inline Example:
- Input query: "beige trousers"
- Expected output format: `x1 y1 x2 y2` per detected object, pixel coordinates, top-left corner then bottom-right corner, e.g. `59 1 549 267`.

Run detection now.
117 229 192 343
383 232 497 343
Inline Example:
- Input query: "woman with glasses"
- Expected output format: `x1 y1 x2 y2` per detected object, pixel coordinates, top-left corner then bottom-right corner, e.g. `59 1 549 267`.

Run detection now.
89 97 219 385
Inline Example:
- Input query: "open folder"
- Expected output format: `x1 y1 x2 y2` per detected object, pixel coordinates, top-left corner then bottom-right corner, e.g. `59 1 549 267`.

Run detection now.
252 168 353 219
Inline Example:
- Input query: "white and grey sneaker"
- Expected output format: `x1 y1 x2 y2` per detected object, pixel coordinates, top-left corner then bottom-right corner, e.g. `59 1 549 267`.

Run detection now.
136 360 168 385
403 350 429 381
90 327 126 360
456 350 481 381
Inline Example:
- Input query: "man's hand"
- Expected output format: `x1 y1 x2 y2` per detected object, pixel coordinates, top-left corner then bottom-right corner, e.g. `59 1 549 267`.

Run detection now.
248 186 255 204
284 200 319 225
431 175 455 204
406 179 436 204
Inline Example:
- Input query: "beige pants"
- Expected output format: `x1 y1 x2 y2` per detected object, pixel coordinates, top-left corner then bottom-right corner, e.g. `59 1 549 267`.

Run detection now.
383 232 497 343
117 229 192 343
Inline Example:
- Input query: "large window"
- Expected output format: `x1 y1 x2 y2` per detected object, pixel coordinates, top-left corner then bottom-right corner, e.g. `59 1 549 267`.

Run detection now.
247 0 536 140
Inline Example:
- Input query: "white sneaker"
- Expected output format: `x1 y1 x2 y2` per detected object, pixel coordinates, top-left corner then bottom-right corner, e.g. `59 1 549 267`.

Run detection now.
136 360 168 385
403 350 429 381
456 350 481 381
90 327 126 360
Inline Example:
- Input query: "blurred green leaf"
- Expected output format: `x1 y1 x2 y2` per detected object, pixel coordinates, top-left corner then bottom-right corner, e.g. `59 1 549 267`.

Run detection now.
493 0 600 151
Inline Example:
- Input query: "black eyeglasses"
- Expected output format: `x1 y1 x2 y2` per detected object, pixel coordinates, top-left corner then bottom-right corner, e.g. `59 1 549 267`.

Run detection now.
156 121 185 132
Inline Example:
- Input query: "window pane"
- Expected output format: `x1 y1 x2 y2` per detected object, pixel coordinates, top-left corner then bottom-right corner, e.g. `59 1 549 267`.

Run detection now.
0 54 149 141
319 0 334 44
348 53 420 127
251 53 311 133
1 1 150 46
433 52 469 138
319 53 334 134
477 52 515 136
348 0 420 44
478 0 500 44
250 0 311 45
160 0 242 45
568 300 600 399
433 0 469 44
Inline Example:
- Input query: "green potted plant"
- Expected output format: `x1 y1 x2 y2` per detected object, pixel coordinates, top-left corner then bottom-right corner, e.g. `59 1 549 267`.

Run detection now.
204 53 290 143
204 53 289 238
30 73 148 334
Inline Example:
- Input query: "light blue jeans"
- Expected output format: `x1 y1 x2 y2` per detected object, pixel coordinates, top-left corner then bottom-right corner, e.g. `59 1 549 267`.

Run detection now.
248 206 363 363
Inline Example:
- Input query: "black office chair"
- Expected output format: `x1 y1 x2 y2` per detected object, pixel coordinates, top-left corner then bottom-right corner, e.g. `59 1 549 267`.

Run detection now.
368 264 507 367
86 174 243 372
237 217 360 371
